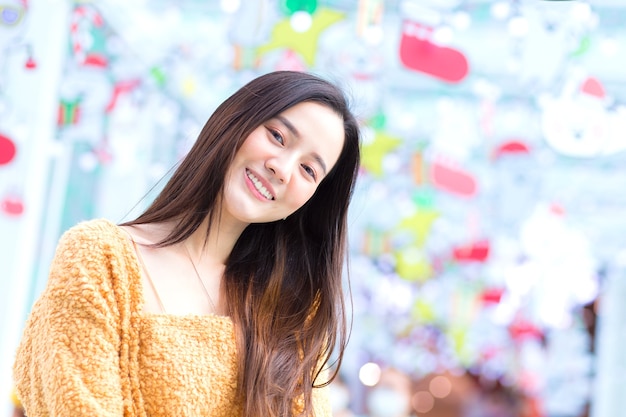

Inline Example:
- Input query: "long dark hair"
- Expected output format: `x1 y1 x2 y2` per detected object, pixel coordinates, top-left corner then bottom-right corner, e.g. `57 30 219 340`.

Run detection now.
123 71 361 416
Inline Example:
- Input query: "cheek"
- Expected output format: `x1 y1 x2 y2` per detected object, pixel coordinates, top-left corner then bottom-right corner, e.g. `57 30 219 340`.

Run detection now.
237 130 266 156
288 182 318 209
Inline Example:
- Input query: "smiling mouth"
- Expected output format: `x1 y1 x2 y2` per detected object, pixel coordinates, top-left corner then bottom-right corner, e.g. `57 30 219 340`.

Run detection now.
246 169 275 200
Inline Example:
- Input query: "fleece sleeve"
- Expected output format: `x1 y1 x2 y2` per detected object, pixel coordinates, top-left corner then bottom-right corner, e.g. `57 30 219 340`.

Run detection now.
311 370 333 417
13 224 126 417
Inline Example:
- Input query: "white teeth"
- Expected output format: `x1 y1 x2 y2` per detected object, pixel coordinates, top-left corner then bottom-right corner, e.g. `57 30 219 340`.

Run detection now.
246 170 274 200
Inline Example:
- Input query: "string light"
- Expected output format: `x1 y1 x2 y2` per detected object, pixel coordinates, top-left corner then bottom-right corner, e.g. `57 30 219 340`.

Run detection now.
359 362 382 386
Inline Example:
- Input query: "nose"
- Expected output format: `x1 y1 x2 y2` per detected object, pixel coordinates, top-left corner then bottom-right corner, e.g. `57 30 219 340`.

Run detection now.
265 155 294 184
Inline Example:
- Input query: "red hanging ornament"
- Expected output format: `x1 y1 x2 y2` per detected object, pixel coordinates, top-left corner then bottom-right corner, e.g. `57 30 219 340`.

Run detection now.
430 159 477 197
1 193 24 216
493 139 531 159
399 20 469 83
480 287 505 305
508 318 543 342
452 239 490 262
0 133 17 165
24 56 37 69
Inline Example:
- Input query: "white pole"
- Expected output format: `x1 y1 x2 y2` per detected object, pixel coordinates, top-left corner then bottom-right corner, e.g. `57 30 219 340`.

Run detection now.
0 1 70 416
590 253 626 417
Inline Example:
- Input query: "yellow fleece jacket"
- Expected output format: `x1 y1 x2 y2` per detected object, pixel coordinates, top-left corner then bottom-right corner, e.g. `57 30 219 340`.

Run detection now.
13 219 331 416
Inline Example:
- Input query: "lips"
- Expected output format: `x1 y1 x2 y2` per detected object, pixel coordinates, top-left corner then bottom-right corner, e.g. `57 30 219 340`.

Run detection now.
245 169 275 200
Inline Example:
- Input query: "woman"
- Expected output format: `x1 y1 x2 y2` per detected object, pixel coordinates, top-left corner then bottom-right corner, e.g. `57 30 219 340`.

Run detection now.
13 71 361 417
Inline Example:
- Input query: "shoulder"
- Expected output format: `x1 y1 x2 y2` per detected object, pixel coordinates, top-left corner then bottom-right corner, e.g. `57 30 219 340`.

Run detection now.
50 218 134 280
46 219 139 304
62 218 123 241
57 218 127 254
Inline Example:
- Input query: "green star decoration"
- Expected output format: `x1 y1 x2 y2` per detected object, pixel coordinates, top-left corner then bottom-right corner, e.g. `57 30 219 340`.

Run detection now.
361 130 402 177
395 247 433 282
256 8 345 67
396 209 440 248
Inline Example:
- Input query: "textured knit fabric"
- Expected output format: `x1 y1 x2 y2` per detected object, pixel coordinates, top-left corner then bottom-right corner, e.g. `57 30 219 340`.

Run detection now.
13 219 332 417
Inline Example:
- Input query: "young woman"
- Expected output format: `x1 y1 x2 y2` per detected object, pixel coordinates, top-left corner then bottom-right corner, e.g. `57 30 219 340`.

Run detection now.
13 71 361 417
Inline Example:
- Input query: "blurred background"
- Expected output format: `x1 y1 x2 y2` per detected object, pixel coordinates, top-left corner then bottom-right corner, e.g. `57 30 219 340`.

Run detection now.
1 0 625 416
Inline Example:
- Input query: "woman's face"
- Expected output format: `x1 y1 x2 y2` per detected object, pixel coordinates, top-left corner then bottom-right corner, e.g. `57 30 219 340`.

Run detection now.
223 101 345 225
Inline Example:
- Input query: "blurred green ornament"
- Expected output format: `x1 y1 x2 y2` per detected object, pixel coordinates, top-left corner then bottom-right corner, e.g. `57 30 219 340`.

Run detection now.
571 35 591 57
360 129 402 176
412 189 435 208
369 112 386 130
257 8 344 66
150 66 167 87
281 0 318 16
396 209 439 247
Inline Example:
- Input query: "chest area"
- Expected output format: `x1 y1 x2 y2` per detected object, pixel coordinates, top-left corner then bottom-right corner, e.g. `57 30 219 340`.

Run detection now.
136 316 240 416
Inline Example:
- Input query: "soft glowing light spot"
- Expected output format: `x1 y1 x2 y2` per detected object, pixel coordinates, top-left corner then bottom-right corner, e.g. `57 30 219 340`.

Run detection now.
156 105 177 126
616 248 626 267
432 26 454 45
162 7 182 27
221 0 240 13
78 152 98 172
600 37 619 57
429 376 452 398
412 391 435 414
401 247 425 265
571 2 592 22
452 11 471 31
290 11 312 33
508 16 528 37
506 57 521 73
181 76 197 97
359 362 381 387
361 126 376 146
490 2 510 20
363 26 384 46
149 163 167 181
382 153 402 173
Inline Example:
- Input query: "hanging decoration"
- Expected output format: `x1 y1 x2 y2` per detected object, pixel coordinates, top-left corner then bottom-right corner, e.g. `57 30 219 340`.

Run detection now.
399 19 469 83
0 189 23 216
257 7 344 67
280 0 318 16
0 133 16 165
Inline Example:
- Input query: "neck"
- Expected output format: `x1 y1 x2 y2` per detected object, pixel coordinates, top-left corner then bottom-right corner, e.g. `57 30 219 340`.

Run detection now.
185 211 248 265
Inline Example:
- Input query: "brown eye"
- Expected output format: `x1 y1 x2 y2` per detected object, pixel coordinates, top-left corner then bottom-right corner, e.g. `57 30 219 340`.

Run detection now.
302 164 316 180
269 128 284 145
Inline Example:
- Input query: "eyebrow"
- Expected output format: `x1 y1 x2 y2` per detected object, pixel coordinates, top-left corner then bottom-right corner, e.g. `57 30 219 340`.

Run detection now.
276 115 328 175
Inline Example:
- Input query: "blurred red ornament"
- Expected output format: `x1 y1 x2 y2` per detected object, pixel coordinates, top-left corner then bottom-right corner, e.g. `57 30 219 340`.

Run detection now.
480 287 504 305
431 160 477 197
95 146 113 164
493 140 531 159
275 50 307 72
580 77 605 99
549 203 565 216
25 57 37 69
452 239 489 262
0 134 17 165
400 20 469 83
105 79 141 113
1 194 24 216
508 318 543 342
83 53 108 68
